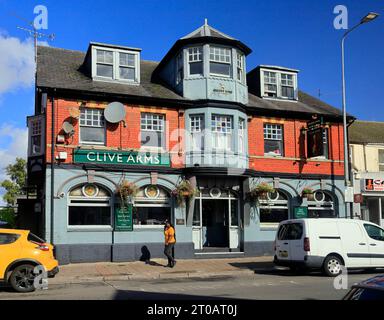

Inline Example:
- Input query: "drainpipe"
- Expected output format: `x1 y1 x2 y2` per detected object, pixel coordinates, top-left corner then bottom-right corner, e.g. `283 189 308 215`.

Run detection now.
50 91 55 243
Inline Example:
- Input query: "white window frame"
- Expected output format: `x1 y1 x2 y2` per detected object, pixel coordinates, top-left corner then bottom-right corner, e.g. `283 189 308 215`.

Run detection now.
379 149 384 171
211 114 233 151
28 115 45 156
236 52 245 83
259 190 290 229
263 71 277 97
187 46 203 77
92 45 140 84
238 118 246 154
67 195 112 231
190 114 205 151
79 108 106 146
280 73 295 99
261 68 297 100
209 46 232 78
264 123 284 156
140 113 166 151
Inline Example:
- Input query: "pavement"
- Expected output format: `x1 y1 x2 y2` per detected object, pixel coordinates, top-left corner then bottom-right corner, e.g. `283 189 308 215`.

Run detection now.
49 256 274 285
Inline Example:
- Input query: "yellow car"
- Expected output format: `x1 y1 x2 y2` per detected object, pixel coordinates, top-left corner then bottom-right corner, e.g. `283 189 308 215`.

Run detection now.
0 229 59 292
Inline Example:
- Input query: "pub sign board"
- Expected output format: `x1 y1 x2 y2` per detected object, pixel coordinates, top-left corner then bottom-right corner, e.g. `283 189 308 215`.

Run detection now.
74 149 171 167
115 206 133 231
307 128 324 158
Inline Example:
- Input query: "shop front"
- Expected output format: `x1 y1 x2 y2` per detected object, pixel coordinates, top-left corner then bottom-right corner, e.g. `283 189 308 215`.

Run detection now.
356 175 384 227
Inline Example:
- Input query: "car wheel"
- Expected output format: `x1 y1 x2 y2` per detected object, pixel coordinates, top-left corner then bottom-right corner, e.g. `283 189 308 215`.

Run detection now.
9 264 36 293
323 255 343 277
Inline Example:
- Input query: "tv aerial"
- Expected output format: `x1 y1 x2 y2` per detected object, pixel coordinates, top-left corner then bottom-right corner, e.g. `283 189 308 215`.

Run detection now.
11 12 55 63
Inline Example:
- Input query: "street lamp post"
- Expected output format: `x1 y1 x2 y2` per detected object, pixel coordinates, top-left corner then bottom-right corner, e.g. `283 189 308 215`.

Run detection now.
341 12 379 218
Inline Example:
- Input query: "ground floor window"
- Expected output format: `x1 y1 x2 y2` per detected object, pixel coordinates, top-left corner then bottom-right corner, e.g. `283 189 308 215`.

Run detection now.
259 190 289 224
308 191 336 218
133 185 171 226
68 184 112 227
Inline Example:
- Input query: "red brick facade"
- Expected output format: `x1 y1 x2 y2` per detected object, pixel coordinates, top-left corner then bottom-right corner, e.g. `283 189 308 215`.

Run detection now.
46 97 344 176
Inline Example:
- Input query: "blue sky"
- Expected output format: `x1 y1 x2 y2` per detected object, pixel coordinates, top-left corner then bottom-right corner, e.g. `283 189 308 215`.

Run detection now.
0 0 382 201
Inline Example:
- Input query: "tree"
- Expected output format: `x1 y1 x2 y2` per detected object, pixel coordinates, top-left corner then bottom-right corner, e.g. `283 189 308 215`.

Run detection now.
1 157 27 206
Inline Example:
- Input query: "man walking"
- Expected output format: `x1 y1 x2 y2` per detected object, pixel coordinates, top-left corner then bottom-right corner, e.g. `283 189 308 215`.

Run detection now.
164 220 176 268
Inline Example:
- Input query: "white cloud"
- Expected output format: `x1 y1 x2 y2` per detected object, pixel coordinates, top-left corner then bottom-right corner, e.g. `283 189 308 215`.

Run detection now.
0 124 28 206
0 34 35 96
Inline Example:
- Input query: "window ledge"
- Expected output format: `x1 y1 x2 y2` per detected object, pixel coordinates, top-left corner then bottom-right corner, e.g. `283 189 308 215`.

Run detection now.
67 226 113 232
92 77 140 86
260 223 279 231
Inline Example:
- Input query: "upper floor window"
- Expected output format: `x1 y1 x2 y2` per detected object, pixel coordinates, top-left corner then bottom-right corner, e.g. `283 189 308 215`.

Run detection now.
264 123 284 156
264 71 277 97
140 113 165 149
79 108 105 145
119 52 136 81
237 52 244 83
188 47 203 76
93 46 140 83
281 73 294 99
190 115 204 151
176 52 184 84
262 70 297 100
96 50 114 78
322 129 329 159
379 150 384 171
209 46 231 77
238 118 246 154
28 116 44 156
211 114 233 151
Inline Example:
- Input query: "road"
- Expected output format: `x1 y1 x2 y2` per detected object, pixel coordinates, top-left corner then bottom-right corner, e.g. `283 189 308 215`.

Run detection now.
0 268 381 300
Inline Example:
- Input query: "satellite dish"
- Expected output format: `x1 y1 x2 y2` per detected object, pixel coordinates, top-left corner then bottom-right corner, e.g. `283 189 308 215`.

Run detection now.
62 121 75 135
104 102 126 124
69 107 80 119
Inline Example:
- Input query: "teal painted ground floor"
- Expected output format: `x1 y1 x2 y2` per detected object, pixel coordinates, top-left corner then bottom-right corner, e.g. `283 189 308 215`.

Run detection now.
24 165 347 264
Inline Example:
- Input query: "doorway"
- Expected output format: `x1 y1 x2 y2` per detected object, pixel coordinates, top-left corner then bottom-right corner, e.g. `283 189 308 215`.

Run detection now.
192 190 240 251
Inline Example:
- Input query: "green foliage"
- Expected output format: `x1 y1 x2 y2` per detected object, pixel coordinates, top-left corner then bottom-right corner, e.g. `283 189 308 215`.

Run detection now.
0 207 16 228
172 180 199 206
1 157 27 206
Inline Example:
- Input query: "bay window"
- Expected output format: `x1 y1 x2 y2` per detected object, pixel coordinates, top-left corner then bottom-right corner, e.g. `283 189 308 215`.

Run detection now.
140 113 165 149
188 47 203 76
28 115 44 156
237 52 244 82
212 114 233 151
79 108 105 145
190 115 204 151
209 46 231 77
264 123 284 156
238 118 245 154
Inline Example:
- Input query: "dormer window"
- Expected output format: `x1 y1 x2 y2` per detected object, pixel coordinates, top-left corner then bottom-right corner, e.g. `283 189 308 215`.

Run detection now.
188 47 203 76
260 67 298 100
281 73 294 99
209 46 231 77
264 71 277 97
92 44 140 84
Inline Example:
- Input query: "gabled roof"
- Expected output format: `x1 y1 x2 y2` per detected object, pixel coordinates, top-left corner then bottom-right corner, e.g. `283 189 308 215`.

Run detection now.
181 20 235 40
349 120 384 144
37 45 346 120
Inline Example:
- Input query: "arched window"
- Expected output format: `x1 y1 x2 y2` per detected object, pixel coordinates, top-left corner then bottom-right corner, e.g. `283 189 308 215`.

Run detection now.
308 191 336 218
68 184 112 227
133 185 171 227
259 190 289 225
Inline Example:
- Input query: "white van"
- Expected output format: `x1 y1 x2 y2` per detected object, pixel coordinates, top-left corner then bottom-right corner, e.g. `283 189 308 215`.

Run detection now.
274 218 384 277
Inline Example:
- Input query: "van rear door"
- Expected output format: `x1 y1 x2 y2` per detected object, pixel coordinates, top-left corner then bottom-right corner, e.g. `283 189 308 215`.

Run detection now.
276 221 304 261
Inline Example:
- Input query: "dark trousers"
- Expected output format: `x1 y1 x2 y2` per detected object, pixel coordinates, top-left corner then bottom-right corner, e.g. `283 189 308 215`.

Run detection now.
164 243 175 266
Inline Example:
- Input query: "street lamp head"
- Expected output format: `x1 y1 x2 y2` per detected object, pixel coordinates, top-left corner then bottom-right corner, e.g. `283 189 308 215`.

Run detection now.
361 12 379 24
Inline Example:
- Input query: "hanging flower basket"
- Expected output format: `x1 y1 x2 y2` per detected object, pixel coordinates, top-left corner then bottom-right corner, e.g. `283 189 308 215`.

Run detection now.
172 180 199 206
301 187 314 201
117 180 139 207
248 183 275 202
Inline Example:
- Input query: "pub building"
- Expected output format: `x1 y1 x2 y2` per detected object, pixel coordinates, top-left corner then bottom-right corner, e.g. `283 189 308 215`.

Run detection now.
22 21 351 264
